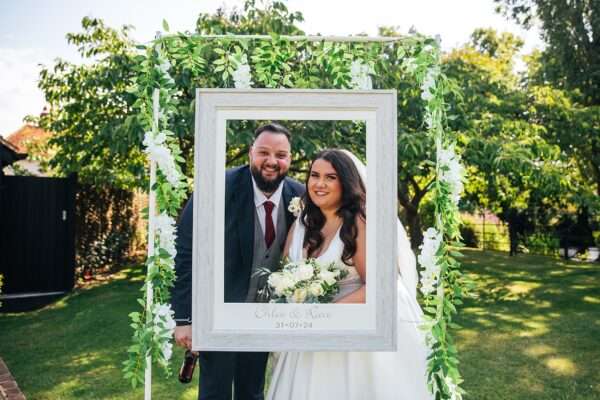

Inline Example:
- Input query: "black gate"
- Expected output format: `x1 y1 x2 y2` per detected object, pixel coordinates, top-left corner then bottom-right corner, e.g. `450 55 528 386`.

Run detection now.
0 174 76 311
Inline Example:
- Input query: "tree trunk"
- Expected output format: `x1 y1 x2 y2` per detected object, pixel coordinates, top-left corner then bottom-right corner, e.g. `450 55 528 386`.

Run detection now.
508 220 518 257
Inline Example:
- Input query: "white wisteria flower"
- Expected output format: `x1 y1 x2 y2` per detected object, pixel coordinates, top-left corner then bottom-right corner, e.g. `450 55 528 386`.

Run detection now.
153 303 176 363
153 303 176 329
143 130 166 147
158 58 171 74
418 227 443 295
421 68 439 102
154 212 177 259
143 131 181 187
350 60 373 90
438 145 465 205
232 59 252 89
287 196 302 217
403 57 418 74
161 340 173 363
422 44 434 53
424 111 434 130
444 375 463 400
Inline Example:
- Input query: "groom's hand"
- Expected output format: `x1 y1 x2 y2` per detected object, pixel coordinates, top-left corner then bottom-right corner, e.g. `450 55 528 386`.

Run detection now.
174 325 192 350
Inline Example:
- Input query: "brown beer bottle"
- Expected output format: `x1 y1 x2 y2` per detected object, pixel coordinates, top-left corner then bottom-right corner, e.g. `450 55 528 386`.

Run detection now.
178 350 199 383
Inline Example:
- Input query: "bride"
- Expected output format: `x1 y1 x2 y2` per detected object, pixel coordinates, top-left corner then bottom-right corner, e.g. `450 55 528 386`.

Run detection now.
267 149 433 400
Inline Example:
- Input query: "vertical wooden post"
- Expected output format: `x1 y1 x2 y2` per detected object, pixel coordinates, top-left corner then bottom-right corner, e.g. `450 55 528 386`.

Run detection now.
144 88 160 400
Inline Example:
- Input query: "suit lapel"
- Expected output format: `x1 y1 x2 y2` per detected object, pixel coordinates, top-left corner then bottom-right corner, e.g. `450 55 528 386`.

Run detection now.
235 167 255 271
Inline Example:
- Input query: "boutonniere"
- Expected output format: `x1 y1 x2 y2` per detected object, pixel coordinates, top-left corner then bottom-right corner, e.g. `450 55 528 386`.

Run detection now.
287 196 303 217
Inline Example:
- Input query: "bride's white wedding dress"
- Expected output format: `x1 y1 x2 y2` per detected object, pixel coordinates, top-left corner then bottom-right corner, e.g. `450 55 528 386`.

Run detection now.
266 219 433 400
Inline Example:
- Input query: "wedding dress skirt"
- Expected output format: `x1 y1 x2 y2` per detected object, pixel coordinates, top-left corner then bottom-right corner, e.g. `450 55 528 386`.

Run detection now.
266 220 433 400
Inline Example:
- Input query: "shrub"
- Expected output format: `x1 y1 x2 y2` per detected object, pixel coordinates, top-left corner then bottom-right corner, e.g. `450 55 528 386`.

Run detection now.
523 232 560 256
460 222 479 248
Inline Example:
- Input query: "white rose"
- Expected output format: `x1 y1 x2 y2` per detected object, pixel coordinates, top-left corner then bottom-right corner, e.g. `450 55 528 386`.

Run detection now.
289 288 308 303
293 263 314 282
308 281 324 297
318 270 337 285
287 196 302 216
269 272 296 296
268 272 283 288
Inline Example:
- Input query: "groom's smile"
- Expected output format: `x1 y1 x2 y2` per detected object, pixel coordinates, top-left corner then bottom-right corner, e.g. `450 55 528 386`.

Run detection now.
249 129 292 195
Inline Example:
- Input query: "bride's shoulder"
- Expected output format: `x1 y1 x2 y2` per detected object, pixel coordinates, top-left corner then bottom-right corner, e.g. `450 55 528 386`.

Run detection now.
354 214 366 230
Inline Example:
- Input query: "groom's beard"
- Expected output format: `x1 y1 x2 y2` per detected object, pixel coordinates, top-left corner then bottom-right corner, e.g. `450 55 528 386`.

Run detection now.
250 163 287 194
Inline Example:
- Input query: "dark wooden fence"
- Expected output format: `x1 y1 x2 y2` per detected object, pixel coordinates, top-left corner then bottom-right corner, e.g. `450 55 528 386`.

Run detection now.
0 175 76 311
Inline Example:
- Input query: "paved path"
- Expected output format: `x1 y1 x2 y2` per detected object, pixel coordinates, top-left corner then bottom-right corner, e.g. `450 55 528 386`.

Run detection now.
0 358 25 400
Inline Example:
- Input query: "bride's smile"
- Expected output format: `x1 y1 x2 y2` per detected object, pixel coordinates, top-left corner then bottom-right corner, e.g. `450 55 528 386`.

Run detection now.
308 159 342 210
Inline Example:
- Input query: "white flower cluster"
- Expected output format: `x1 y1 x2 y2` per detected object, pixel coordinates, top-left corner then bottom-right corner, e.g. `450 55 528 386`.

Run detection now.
153 303 176 362
418 227 443 296
154 212 177 261
421 67 439 102
444 375 463 400
403 57 418 74
266 259 348 303
156 58 175 86
438 145 465 205
143 130 181 187
287 196 302 217
350 60 373 90
232 58 252 89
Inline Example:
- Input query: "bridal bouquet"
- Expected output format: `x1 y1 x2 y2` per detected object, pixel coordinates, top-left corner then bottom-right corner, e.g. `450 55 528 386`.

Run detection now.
256 258 349 304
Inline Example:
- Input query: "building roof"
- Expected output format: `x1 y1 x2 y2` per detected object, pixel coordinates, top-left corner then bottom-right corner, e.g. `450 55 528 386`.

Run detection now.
5 124 52 154
0 136 27 166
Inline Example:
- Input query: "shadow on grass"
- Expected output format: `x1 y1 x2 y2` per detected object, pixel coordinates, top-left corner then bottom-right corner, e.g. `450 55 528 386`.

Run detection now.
1 253 599 399
456 249 600 400
0 265 196 400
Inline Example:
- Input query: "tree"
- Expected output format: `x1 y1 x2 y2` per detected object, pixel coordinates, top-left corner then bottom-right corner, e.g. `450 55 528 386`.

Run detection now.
37 17 145 188
494 0 600 197
445 29 570 255
37 1 449 249
495 0 600 104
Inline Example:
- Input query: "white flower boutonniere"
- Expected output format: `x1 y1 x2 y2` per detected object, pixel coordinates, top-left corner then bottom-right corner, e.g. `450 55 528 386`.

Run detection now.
288 196 303 217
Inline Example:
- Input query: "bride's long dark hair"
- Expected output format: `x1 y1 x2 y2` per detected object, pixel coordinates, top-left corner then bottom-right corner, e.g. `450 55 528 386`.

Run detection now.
301 149 366 265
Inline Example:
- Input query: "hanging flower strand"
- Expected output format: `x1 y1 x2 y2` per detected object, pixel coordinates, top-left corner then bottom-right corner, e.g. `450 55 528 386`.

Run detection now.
232 54 253 89
350 60 373 90
408 38 468 400
123 37 186 388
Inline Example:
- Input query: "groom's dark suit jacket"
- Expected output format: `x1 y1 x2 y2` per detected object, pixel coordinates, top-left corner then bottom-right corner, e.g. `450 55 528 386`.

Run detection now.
171 165 304 323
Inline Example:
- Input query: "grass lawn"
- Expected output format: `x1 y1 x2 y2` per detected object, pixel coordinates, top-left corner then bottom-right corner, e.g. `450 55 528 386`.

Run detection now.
0 249 598 399
456 249 600 399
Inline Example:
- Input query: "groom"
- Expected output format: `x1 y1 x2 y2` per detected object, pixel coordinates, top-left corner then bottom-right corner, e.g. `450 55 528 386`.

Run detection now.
171 123 304 400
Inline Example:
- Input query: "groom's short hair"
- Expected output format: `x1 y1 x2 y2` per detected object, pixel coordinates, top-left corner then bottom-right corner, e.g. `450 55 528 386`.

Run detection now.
254 122 291 142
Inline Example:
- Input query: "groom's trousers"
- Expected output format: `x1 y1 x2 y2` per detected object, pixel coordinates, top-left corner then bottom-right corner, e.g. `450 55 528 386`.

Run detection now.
198 351 269 400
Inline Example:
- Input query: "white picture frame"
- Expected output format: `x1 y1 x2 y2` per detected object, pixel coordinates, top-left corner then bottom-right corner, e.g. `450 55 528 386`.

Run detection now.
192 89 397 351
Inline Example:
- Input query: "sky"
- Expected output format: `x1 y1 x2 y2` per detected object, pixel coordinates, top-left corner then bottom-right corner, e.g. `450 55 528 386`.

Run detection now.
0 0 543 137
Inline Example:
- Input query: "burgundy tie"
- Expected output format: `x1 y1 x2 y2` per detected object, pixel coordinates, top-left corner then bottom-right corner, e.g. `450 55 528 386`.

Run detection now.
263 201 275 248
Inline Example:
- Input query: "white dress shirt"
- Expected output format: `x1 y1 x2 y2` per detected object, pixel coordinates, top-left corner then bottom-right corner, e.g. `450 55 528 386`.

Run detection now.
251 176 285 234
